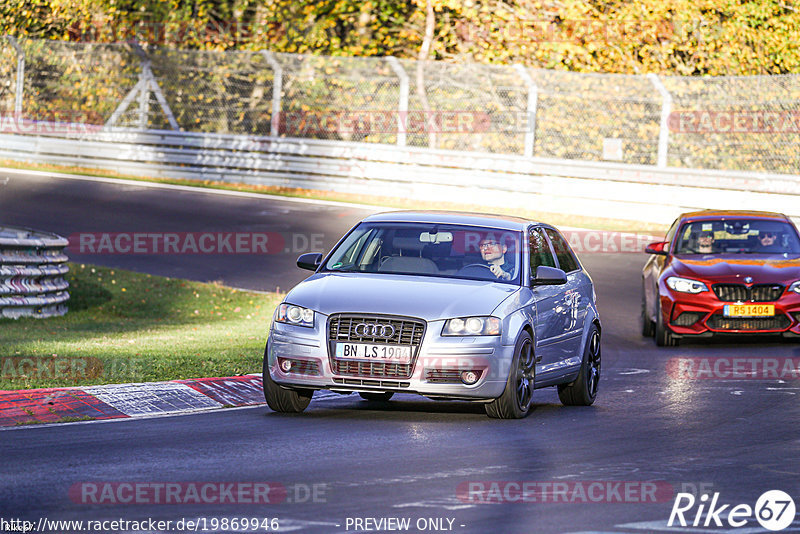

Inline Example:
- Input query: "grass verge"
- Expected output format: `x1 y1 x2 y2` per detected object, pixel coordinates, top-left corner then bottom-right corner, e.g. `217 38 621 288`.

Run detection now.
0 263 283 390
0 159 669 233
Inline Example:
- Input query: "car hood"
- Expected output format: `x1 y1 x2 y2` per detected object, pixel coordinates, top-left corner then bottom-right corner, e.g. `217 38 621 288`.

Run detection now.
285 272 520 320
670 255 800 285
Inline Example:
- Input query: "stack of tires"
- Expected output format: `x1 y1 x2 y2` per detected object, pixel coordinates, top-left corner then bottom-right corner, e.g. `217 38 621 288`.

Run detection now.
0 227 70 319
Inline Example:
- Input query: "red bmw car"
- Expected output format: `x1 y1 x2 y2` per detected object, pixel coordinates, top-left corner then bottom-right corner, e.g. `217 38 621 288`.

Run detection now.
642 210 800 346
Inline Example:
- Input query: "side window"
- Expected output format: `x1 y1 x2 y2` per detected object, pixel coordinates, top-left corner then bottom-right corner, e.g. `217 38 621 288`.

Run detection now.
529 228 556 270
544 228 579 273
664 218 680 252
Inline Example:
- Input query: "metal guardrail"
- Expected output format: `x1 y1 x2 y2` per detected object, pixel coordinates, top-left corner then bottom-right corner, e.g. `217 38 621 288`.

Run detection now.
0 226 70 319
1 128 800 224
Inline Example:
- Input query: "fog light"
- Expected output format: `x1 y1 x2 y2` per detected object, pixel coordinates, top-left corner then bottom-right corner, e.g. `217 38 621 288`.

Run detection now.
671 312 704 327
461 370 481 385
279 358 293 372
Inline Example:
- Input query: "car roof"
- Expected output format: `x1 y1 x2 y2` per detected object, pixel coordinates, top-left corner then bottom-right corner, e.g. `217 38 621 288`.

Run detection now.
680 210 790 223
361 210 536 231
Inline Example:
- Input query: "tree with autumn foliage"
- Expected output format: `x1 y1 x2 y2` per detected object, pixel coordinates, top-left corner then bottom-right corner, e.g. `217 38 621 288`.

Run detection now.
3 0 800 75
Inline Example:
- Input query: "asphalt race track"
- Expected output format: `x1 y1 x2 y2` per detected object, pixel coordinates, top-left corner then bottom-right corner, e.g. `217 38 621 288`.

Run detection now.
2 171 799 534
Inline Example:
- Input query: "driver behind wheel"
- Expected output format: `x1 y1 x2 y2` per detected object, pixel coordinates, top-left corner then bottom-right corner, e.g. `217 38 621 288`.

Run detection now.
696 231 716 254
479 239 513 280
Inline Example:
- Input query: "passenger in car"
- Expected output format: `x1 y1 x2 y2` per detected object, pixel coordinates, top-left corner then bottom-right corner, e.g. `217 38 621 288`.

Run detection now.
754 230 781 252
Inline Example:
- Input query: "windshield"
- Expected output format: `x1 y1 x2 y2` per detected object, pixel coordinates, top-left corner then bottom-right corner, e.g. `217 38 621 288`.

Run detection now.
322 222 522 284
675 219 800 255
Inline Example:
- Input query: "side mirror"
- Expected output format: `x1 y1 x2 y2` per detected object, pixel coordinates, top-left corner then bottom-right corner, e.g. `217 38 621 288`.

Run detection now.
645 241 669 255
532 265 567 286
297 252 323 271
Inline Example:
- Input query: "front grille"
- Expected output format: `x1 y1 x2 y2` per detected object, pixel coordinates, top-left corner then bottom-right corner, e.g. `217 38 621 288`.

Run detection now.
706 314 791 331
332 360 411 378
329 314 425 345
713 284 784 302
332 378 411 388
328 314 426 378
426 369 463 383
751 285 784 302
713 284 748 302
671 312 705 327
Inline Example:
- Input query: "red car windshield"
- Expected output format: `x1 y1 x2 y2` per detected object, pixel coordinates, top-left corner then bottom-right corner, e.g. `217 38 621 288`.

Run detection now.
675 219 800 255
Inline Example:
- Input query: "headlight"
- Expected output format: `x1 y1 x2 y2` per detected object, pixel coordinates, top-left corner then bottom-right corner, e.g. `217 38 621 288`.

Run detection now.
442 316 501 336
789 281 800 294
276 303 315 327
666 276 709 294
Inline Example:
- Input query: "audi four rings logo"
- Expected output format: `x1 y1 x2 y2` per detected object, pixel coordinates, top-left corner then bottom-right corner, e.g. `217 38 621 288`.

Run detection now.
354 323 395 338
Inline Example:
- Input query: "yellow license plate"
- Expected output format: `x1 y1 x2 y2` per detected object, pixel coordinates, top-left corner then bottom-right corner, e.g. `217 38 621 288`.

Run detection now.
723 304 775 317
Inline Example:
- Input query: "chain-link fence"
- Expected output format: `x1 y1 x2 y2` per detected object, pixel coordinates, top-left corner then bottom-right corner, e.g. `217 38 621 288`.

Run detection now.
0 37 17 114
17 40 140 127
2 37 799 174
663 74 800 173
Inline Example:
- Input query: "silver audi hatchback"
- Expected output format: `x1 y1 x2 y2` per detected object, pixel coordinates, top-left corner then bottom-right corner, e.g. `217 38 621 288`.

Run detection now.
263 211 601 418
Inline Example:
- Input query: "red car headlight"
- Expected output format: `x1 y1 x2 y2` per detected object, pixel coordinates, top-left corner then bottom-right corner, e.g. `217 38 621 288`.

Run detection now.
789 281 800 295
666 276 709 294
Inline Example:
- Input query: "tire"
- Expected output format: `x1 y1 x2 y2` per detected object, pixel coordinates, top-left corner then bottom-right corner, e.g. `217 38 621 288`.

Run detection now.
262 346 313 413
655 301 679 347
558 325 601 406
485 331 535 419
359 392 394 402
641 280 655 337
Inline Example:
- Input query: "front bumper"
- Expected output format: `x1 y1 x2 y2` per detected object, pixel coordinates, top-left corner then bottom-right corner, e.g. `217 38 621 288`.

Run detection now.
659 286 800 336
266 317 516 400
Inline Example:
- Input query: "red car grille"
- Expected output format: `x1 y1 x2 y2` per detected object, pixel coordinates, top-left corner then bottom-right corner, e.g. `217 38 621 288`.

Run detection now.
706 314 791 331
712 284 784 302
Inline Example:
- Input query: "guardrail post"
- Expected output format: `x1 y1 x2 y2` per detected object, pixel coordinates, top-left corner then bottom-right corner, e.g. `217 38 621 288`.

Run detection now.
514 64 537 158
132 42 179 130
261 51 282 138
6 36 24 115
118 42 180 131
137 69 149 130
648 73 672 168
106 78 144 130
386 56 408 147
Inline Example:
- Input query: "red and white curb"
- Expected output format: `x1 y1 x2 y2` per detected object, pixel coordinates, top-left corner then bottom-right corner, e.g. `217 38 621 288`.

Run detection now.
0 375 266 427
